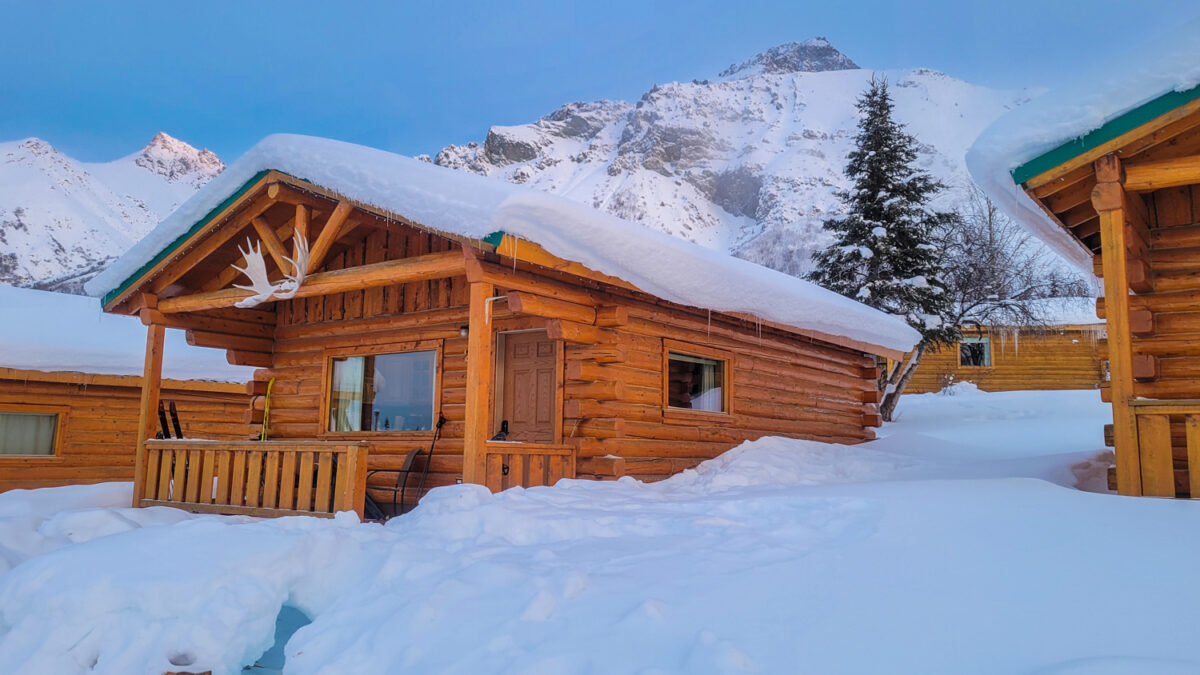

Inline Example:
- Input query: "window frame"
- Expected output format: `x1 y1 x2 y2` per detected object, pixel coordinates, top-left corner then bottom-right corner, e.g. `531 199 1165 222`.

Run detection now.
661 339 734 423
318 340 443 438
959 336 992 368
0 403 68 458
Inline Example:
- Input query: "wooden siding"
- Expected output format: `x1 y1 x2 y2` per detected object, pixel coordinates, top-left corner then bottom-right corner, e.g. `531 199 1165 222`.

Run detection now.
1092 183 1200 495
252 223 881 506
907 326 1106 393
101 184 887 512
0 371 248 492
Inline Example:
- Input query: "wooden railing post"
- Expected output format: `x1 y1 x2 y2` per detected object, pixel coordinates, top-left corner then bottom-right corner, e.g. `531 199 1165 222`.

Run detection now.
345 444 368 519
133 316 165 507
1093 155 1145 496
462 261 495 485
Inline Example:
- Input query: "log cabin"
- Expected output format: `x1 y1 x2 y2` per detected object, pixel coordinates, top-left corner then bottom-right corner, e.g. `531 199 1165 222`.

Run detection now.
0 285 251 492
969 45 1200 497
906 299 1105 394
85 134 920 517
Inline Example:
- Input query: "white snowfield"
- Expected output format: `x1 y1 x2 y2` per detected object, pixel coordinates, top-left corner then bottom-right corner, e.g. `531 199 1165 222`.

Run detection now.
0 285 252 382
0 133 222 286
967 17 1200 276
86 134 921 355
6 386 1197 675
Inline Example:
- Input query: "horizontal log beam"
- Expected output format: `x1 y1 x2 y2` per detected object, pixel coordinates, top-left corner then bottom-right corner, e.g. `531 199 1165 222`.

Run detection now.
547 319 618 345
595 306 629 327
159 250 465 313
139 308 274 339
1125 154 1200 192
564 380 625 401
186 330 273 353
227 350 272 367
507 291 596 324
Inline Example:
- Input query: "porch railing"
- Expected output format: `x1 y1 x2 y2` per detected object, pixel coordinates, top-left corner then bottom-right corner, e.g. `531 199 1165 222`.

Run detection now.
137 439 368 518
482 442 575 492
1129 399 1200 497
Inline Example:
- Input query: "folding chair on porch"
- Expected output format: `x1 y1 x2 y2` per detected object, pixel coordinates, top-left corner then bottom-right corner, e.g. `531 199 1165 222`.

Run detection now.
364 447 423 520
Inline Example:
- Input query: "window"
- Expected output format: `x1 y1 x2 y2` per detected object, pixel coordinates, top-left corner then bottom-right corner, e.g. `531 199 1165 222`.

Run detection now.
0 411 60 456
959 337 991 367
327 350 437 432
666 351 727 412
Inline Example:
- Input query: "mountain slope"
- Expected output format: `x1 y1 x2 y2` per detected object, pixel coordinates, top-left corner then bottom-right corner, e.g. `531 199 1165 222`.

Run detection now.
0 132 222 291
433 39 1030 275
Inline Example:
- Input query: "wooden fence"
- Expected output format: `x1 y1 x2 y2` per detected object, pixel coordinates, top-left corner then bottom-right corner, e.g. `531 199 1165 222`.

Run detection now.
482 442 575 492
137 439 368 518
1129 399 1200 497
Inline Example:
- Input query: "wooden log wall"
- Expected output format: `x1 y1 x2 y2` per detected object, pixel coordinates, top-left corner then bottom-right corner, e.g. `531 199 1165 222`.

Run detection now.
1094 183 1200 495
906 326 1106 394
262 227 472 509
257 223 883 502
0 371 247 492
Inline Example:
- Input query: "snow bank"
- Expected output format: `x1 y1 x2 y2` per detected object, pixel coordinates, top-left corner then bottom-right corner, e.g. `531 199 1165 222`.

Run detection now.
0 285 253 381
967 18 1200 275
0 388 1126 674
86 134 921 355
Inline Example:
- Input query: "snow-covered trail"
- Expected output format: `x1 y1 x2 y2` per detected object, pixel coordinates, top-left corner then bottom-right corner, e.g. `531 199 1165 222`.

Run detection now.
5 386 1196 675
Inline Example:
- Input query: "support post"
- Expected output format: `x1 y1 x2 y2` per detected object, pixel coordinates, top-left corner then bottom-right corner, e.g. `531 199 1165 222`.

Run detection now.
462 278 495 485
133 319 166 507
1092 154 1143 496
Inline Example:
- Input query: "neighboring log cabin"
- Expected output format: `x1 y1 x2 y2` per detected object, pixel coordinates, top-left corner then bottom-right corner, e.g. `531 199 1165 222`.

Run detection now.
0 286 251 492
86 134 919 517
970 63 1200 497
907 300 1105 393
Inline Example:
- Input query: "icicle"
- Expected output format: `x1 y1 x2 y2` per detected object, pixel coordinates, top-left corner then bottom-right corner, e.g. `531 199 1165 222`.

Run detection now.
707 309 712 337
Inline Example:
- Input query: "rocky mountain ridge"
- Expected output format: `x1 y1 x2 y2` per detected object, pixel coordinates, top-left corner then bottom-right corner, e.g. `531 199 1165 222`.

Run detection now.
433 40 1030 275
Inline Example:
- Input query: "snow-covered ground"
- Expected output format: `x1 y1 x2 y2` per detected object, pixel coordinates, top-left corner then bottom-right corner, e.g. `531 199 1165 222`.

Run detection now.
5 386 1198 675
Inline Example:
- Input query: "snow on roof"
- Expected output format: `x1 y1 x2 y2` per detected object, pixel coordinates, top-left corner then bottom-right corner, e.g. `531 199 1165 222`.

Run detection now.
1018 297 1102 326
966 17 1200 275
0 285 252 382
965 297 1102 327
87 134 920 355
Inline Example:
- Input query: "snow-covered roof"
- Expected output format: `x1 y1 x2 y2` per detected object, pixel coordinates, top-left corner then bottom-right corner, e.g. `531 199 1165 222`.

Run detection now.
87 134 920 355
965 297 1102 328
1 285 252 382
966 17 1200 275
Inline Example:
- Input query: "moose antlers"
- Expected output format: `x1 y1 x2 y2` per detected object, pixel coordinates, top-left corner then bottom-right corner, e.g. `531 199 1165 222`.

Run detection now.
231 233 310 308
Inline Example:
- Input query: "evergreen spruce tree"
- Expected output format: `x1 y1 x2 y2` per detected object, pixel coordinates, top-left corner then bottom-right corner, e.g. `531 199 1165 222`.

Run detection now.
807 76 958 420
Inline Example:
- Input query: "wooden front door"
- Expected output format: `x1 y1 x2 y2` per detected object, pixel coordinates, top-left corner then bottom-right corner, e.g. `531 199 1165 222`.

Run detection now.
499 331 558 442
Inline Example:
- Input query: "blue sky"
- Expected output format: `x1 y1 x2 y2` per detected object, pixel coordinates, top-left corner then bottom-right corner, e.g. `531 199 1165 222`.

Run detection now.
2 0 1196 162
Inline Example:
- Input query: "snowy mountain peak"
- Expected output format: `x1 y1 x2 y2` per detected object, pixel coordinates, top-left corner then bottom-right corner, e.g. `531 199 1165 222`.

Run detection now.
132 132 224 186
0 134 223 290
434 54 1025 277
719 38 859 79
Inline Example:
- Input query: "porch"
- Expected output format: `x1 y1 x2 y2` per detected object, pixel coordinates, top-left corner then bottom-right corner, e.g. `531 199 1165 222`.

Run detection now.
133 438 576 519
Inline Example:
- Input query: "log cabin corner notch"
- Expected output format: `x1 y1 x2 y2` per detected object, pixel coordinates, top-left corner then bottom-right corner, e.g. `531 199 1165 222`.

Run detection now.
970 55 1200 497
87 135 921 516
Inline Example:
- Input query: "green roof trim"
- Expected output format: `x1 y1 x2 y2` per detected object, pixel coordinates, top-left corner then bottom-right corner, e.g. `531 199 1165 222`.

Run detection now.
101 170 273 308
1011 83 1200 186
481 231 505 248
